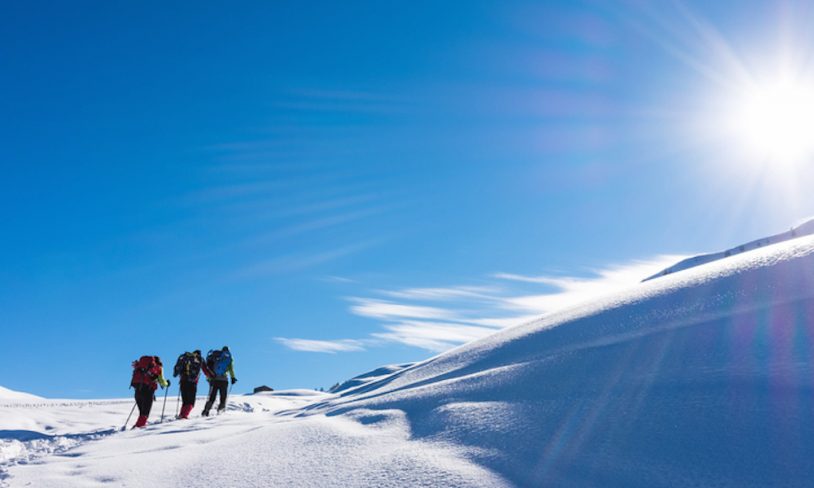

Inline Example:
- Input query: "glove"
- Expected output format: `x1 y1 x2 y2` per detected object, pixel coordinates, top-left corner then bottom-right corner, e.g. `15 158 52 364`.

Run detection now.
231 377 238 385
166 380 171 388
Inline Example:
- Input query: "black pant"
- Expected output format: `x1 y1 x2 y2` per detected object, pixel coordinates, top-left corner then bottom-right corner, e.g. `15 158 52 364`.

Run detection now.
204 379 228 414
180 380 197 407
134 384 155 417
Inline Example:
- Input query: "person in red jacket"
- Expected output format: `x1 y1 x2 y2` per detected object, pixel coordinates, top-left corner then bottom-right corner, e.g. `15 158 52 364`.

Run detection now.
130 355 169 428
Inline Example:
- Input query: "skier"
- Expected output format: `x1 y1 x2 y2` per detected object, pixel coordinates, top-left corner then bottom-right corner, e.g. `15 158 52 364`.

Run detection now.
202 346 237 416
173 350 209 419
130 355 170 428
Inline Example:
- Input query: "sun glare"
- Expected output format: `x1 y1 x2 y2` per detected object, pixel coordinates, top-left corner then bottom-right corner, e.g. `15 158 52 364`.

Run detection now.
727 76 814 165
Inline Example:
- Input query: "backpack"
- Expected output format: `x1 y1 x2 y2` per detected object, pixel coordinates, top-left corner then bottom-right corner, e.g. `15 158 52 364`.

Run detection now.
131 355 161 388
174 352 202 381
206 349 232 377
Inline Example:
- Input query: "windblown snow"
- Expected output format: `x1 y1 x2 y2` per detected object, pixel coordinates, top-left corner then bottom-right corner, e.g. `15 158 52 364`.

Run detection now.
6 234 814 486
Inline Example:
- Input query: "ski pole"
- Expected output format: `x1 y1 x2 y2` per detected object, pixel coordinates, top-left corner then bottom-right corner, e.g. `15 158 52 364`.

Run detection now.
122 402 137 432
160 384 169 423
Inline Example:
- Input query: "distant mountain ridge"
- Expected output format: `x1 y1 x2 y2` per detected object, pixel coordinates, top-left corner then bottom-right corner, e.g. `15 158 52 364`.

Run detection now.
644 217 814 281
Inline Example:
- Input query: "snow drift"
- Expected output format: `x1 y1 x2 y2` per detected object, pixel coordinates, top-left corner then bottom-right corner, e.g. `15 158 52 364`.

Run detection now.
6 233 814 487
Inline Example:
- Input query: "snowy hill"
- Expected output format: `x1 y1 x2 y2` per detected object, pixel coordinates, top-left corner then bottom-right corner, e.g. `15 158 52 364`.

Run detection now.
5 234 814 486
295 233 814 486
644 217 814 281
0 386 42 401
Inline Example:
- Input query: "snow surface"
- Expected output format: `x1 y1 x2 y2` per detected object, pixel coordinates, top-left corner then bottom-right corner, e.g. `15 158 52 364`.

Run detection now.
2 392 501 487
6 234 814 486
644 217 814 281
329 363 415 393
0 387 42 401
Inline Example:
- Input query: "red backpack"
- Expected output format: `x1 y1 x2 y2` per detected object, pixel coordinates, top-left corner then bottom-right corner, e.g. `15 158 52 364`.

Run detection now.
131 355 162 389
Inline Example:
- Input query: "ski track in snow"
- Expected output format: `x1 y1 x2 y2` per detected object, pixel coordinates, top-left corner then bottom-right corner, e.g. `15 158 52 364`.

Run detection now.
7 236 814 486
2 392 505 487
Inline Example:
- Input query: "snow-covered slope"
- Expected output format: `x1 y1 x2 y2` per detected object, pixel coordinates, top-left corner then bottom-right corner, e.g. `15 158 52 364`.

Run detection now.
644 217 814 281
0 386 42 401
6 235 814 486
3 391 501 487
330 363 414 394
300 234 814 486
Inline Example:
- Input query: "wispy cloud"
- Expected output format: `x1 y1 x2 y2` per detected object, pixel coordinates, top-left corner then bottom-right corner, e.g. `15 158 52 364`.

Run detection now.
236 240 381 279
371 321 501 352
349 298 462 321
492 256 685 314
466 315 542 329
241 207 387 249
491 272 561 284
277 255 684 354
274 338 366 353
320 275 358 284
184 180 296 205
380 285 502 301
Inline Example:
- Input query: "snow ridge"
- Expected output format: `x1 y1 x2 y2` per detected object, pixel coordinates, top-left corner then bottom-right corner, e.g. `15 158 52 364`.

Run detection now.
329 363 415 394
643 217 814 281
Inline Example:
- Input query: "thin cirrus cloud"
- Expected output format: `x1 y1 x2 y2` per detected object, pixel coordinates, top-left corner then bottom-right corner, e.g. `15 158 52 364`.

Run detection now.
240 206 388 249
234 240 383 279
170 133 396 282
276 255 683 354
492 255 685 314
349 298 463 321
274 338 367 353
371 321 504 352
379 285 503 301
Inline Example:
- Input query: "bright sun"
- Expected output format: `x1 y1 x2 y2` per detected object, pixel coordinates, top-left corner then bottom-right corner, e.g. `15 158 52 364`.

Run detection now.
727 76 814 165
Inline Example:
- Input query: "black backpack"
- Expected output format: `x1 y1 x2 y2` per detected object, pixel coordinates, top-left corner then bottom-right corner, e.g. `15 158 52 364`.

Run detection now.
174 352 202 381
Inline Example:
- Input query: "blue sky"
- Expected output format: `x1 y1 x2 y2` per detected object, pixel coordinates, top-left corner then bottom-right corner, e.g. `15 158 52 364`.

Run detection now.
3 1 814 398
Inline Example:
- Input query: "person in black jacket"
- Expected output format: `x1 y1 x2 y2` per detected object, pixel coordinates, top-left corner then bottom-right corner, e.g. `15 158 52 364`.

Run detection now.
173 350 208 419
